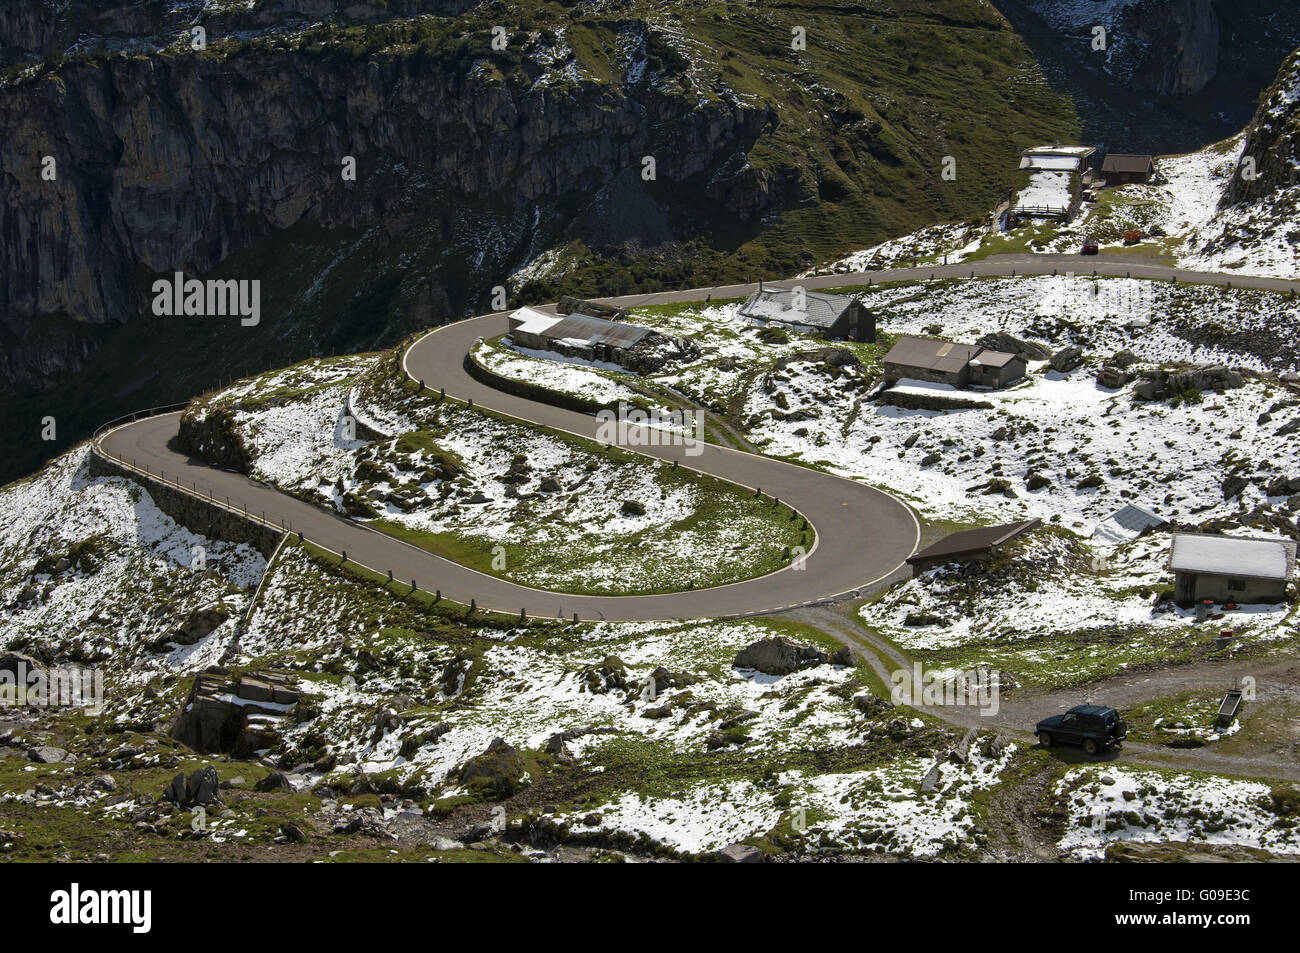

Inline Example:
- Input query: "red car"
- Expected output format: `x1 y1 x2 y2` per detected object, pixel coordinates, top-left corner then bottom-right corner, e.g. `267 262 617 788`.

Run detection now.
1081 238 1100 255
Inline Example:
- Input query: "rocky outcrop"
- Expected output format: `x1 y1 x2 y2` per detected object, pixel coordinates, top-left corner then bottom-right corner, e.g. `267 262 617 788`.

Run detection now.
1224 45 1300 207
175 407 254 474
171 670 301 755
975 332 1051 362
733 637 829 676
1132 365 1245 401
457 737 528 801
0 38 771 392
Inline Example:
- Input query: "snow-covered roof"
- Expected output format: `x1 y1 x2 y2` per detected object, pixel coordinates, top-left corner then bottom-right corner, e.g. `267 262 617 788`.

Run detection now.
509 307 561 337
1022 145 1096 158
739 288 857 329
1020 155 1087 172
1168 534 1295 580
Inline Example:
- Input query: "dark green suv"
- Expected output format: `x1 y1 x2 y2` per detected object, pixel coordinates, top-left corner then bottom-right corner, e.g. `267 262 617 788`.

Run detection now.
1036 705 1127 755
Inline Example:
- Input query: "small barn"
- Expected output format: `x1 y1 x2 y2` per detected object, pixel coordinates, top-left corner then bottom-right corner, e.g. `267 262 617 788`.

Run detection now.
1169 533 1296 605
506 307 699 372
906 519 1042 577
508 306 562 350
1019 145 1096 174
967 349 1027 389
1101 154 1154 186
739 286 875 342
882 335 1022 389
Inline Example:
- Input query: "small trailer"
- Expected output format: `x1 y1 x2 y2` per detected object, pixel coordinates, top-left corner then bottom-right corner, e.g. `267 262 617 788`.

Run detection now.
1216 689 1244 727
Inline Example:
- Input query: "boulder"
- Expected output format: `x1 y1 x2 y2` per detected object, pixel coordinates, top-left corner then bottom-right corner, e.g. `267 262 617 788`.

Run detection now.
620 499 646 516
256 771 294 793
975 332 1051 362
457 738 528 800
27 745 66 764
715 843 765 863
1049 346 1084 373
164 766 222 806
539 477 563 493
733 637 828 676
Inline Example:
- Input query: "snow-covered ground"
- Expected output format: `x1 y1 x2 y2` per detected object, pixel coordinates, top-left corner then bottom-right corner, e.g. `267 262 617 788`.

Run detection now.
1056 766 1300 860
196 354 800 595
473 338 646 408
859 529 1293 655
746 276 1300 527
555 741 1016 857
1014 170 1074 214
0 448 266 683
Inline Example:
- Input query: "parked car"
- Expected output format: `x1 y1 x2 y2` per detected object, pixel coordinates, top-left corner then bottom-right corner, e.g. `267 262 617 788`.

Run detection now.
1081 238 1100 255
1036 705 1127 755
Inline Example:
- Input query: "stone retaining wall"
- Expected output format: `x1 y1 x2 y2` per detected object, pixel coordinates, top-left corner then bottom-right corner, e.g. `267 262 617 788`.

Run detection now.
88 450 283 558
461 350 611 416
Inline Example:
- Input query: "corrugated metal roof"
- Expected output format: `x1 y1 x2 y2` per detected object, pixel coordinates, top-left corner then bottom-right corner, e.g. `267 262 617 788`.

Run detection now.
739 288 857 329
1102 154 1154 173
1168 534 1294 580
883 335 982 374
907 519 1042 563
541 313 654 348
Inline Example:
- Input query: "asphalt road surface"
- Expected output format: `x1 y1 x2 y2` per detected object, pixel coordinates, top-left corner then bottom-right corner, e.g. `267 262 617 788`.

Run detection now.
97 254 1297 622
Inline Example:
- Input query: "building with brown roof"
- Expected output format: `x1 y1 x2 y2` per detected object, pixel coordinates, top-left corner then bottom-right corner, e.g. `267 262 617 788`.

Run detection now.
1101 154 1154 186
906 519 1042 576
882 335 1026 389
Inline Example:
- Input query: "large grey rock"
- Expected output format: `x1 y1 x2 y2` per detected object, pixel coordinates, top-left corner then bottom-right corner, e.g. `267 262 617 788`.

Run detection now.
975 332 1051 362
733 638 828 676
1049 346 1084 373
716 843 765 863
27 745 66 764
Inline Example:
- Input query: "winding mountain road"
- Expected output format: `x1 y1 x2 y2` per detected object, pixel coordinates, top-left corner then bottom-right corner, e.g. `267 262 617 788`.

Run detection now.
95 254 1299 622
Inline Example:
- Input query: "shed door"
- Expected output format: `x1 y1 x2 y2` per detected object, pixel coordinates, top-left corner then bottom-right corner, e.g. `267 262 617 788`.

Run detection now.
1176 573 1197 602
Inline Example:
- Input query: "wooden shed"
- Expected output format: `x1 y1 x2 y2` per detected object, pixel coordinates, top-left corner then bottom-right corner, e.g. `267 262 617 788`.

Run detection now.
1101 154 1154 186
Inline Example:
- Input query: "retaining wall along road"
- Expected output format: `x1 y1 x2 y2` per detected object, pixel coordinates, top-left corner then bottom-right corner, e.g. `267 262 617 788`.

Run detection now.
88 451 283 559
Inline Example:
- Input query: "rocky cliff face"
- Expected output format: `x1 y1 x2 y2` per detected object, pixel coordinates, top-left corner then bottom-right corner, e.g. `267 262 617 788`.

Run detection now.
1225 46 1300 206
998 0 1299 150
0 33 771 384
0 2 1089 482
0 1 476 64
1120 0 1220 97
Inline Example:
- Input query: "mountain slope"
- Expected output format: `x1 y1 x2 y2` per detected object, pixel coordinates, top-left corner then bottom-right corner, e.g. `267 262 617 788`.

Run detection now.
0 1 1079 483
